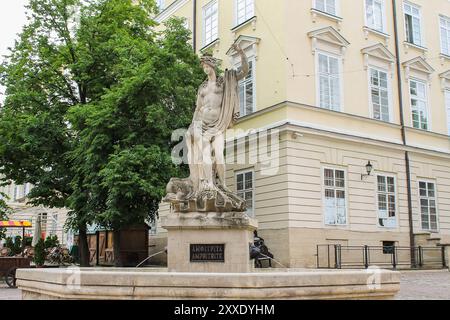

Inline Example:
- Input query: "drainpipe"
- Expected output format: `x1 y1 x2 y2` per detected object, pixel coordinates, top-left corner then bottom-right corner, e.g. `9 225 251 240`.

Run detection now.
193 0 197 52
392 0 416 267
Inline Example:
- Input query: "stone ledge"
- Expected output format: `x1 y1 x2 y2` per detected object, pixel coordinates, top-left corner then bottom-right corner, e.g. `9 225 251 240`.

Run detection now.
162 212 258 231
16 268 401 300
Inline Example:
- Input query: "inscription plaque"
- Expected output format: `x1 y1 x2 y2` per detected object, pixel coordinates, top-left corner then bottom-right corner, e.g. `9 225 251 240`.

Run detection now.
190 244 225 262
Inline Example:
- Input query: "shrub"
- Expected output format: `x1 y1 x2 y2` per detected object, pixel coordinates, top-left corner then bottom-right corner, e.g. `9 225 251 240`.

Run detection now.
5 236 22 256
44 235 59 249
33 238 46 267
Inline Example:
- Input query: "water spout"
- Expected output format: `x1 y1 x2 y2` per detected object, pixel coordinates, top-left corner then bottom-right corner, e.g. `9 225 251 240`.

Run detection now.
136 250 166 268
258 253 287 269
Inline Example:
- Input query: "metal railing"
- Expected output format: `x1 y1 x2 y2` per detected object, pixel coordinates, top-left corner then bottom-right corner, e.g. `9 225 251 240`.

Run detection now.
316 244 448 270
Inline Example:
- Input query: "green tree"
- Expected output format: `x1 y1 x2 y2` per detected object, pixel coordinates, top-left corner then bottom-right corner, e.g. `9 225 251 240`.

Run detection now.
69 17 204 266
1 0 203 267
0 0 159 266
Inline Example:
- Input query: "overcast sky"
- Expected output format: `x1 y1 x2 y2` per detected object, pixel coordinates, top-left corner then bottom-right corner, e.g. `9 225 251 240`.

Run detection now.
0 0 29 100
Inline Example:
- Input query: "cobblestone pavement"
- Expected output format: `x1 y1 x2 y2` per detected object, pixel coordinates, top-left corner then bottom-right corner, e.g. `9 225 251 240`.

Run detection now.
395 270 450 300
0 284 21 300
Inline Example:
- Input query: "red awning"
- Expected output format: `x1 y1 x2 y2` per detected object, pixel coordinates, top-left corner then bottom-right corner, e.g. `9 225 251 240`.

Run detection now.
0 221 32 228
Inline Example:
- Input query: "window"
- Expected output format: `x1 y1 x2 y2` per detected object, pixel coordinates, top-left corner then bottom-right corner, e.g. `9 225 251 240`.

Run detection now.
314 0 337 16
382 241 395 254
366 0 385 32
404 2 422 46
24 183 31 197
323 168 347 225
156 0 165 12
13 186 18 201
238 58 255 117
409 79 428 130
369 68 390 122
149 220 157 236
419 181 438 231
202 1 219 46
446 90 450 136
377 175 397 228
235 0 254 26
236 170 254 216
441 16 450 56
318 52 341 111
50 214 58 236
40 213 48 235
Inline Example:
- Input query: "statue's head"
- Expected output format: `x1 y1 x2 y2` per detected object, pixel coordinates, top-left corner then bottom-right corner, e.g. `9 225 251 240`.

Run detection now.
200 54 218 76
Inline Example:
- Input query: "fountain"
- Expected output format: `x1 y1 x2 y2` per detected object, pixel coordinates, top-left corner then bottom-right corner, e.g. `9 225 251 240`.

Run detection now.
15 43 400 300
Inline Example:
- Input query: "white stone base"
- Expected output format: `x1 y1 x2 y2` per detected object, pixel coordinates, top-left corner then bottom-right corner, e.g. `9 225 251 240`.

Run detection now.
162 212 258 273
16 268 401 300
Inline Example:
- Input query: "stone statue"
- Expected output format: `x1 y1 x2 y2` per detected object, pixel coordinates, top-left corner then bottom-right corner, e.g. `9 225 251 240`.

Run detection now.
165 44 249 213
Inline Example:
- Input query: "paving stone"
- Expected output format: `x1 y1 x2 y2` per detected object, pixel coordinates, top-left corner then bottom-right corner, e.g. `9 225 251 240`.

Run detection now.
395 270 450 300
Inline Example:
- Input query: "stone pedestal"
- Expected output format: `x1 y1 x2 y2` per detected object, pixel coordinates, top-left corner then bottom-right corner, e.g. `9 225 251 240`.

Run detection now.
162 212 258 273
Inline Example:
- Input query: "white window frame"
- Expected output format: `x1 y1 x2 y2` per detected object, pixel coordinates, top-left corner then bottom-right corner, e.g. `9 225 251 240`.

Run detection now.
202 0 219 47
50 214 58 236
322 166 348 226
418 180 439 232
236 56 256 117
313 0 339 17
236 169 255 217
316 50 343 112
376 174 398 229
409 78 430 131
364 0 387 33
403 1 423 47
40 212 48 234
13 185 19 201
440 15 450 56
445 90 450 136
368 66 392 122
235 0 254 26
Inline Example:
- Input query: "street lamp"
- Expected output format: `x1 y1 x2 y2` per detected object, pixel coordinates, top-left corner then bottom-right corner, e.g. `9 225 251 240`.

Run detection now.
361 161 373 180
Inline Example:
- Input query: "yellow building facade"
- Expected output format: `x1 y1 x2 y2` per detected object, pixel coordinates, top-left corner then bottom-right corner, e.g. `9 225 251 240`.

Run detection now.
152 0 450 268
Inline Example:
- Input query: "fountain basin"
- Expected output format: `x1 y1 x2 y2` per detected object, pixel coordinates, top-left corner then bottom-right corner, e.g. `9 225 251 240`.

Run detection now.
16 267 400 300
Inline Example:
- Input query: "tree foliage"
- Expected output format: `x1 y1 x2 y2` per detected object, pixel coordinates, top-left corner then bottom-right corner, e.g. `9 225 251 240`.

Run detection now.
0 0 204 265
68 16 204 233
0 194 11 241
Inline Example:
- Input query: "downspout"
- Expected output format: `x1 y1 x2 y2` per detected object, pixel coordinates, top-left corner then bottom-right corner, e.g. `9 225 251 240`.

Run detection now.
193 0 197 52
392 0 416 267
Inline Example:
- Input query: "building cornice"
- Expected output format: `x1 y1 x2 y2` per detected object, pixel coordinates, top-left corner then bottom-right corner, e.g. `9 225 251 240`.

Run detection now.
234 101 450 158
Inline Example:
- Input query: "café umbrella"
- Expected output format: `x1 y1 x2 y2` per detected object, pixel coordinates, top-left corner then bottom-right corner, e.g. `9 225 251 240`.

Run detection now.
32 215 42 247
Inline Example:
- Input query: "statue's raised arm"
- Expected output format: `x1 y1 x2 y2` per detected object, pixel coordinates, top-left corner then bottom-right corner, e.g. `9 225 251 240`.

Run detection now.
232 44 249 81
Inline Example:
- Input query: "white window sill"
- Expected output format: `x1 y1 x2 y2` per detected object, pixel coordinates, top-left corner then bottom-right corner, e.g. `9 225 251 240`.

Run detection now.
440 53 450 63
324 223 348 228
420 229 439 234
403 41 428 54
378 224 398 230
200 38 220 53
363 26 390 45
231 16 257 33
310 8 343 29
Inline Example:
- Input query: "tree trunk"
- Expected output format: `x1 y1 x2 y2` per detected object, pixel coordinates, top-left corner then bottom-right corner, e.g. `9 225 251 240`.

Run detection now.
78 225 90 267
113 229 123 267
